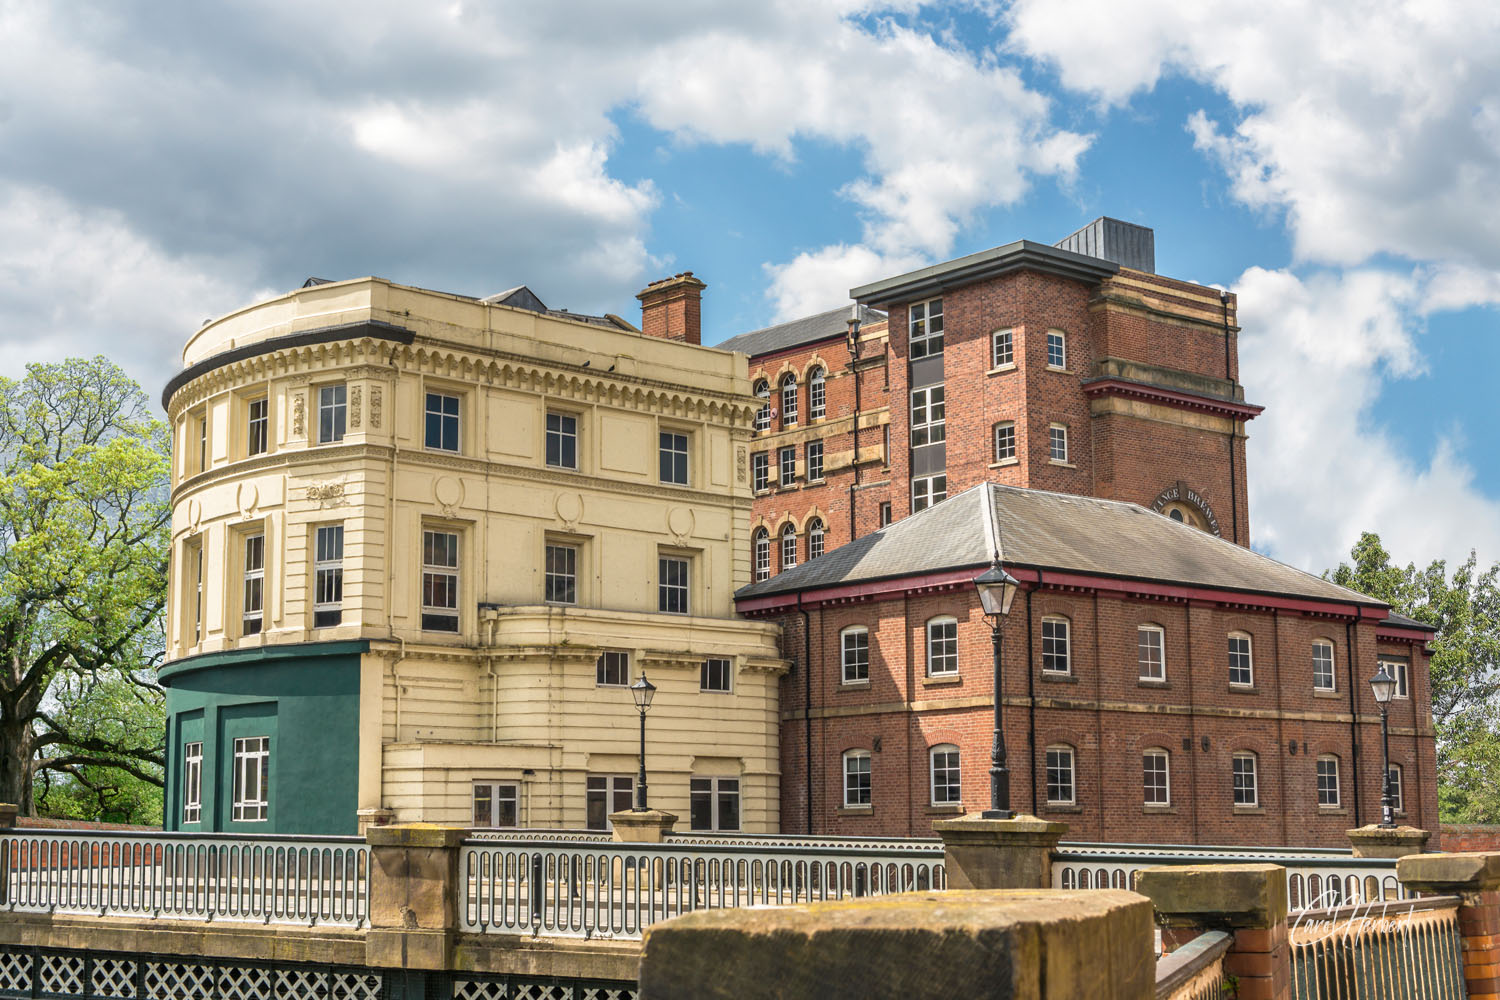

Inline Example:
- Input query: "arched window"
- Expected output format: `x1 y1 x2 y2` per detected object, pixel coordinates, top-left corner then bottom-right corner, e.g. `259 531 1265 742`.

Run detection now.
840 626 869 684
752 529 770 583
1316 755 1341 808
926 616 958 676
780 373 798 427
807 518 825 561
1045 329 1067 369
1041 616 1071 675
753 380 770 433
1232 751 1258 807
930 744 960 806
1138 625 1165 682
1045 744 1076 805
1312 639 1335 691
843 749 871 807
809 367 826 420
1143 749 1170 806
1228 632 1254 687
780 523 798 571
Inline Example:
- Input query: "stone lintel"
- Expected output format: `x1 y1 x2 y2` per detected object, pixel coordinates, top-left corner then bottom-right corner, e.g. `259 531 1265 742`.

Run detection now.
931 813 1068 891
1134 864 1288 930
1346 824 1430 858
1397 851 1500 894
366 928 455 971
365 823 468 849
610 809 678 843
638 889 1154 1000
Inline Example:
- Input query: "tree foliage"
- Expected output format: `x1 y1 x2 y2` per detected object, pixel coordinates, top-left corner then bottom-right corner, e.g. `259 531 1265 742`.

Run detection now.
0 357 170 819
1330 532 1500 822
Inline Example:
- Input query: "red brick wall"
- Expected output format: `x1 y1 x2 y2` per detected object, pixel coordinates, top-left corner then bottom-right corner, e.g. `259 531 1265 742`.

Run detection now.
762 586 1438 847
1441 826 1500 852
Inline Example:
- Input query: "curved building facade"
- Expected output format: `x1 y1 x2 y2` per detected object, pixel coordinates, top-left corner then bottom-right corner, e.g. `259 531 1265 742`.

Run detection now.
162 276 786 834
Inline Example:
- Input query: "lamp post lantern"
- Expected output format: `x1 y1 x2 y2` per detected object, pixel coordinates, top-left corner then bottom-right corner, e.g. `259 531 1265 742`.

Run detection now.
974 562 1021 819
630 672 657 812
1369 664 1397 828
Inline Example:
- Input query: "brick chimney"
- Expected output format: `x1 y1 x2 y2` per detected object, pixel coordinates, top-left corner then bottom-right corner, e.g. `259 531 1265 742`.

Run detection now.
636 272 705 345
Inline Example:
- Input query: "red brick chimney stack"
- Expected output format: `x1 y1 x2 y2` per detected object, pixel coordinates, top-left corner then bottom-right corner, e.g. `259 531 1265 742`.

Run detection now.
636 272 706 346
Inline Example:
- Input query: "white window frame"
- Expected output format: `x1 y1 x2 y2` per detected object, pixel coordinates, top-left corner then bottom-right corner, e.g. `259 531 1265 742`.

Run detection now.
994 421 1015 462
806 440 824 482
780 525 797 571
472 781 519 828
780 374 798 427
659 430 690 486
545 411 579 470
930 744 961 806
596 650 629 687
1229 632 1254 687
1316 755 1341 808
992 328 1014 368
317 384 346 445
809 367 826 420
1046 330 1067 370
779 446 796 487
878 502 892 528
182 741 203 824
421 528 460 633
751 452 769 492
926 617 959 676
313 524 344 628
424 390 461 453
1138 625 1166 682
752 529 770 582
690 776 741 831
586 774 634 831
241 532 265 636
843 750 872 807
658 555 690 614
1041 616 1071 675
231 736 270 822
545 542 578 605
1232 752 1259 807
1388 764 1404 813
807 519 825 561
1048 423 1069 463
1046 745 1076 806
908 298 944 359
840 626 870 684
753 380 770 433
186 538 204 646
1143 749 1170 806
910 385 946 447
246 396 269 457
1382 657 1410 699
1312 640 1336 692
700 657 732 693
911 474 946 513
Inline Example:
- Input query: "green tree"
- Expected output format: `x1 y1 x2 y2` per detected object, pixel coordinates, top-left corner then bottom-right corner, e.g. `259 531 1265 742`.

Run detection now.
1330 532 1500 822
0 357 170 817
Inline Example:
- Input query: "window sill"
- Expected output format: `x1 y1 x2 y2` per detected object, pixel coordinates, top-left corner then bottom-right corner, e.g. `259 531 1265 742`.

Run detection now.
1313 690 1342 699
988 458 1019 469
926 804 964 815
1047 459 1077 469
1143 805 1177 815
922 674 962 687
1318 806 1348 815
699 688 732 696
1233 806 1266 815
807 477 826 486
836 805 873 816
1046 366 1073 374
986 363 1017 376
1040 672 1077 683
1227 684 1259 695
777 483 800 492
839 679 871 690
1044 804 1083 814
1138 678 1170 689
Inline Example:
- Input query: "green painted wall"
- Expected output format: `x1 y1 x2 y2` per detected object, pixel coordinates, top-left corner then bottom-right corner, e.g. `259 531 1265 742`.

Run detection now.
161 641 367 835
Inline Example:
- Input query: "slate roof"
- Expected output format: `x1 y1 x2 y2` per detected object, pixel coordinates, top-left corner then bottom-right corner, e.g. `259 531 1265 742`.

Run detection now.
1381 610 1436 632
715 304 885 358
735 482 1387 610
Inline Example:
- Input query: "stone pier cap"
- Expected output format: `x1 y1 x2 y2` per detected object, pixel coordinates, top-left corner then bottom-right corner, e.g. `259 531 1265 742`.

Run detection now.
1397 851 1500 894
1134 863 1288 929
639 888 1154 1000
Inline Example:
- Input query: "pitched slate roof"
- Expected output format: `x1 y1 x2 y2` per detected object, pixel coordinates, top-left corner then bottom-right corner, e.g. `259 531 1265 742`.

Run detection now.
735 482 1386 610
715 304 885 358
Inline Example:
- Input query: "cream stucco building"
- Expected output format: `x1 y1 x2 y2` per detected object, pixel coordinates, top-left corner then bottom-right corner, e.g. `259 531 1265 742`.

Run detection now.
160 274 786 835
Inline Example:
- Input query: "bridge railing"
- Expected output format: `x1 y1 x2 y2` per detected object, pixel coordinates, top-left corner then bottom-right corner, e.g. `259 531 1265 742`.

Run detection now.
460 833 946 939
1051 841 1404 913
1288 895 1466 999
0 829 369 928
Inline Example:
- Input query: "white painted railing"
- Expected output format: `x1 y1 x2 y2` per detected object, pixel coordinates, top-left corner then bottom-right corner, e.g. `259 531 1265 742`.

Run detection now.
461 834 946 939
1 830 369 927
1052 842 1404 912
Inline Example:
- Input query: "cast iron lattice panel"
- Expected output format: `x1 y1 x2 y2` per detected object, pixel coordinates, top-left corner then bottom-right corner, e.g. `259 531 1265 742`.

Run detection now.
90 957 136 998
275 967 330 1000
0 950 32 996
143 960 215 1000
454 979 638 1000
39 953 84 997
330 972 383 1000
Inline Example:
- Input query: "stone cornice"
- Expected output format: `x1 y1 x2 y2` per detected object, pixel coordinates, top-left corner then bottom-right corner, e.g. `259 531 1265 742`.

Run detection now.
1081 376 1264 421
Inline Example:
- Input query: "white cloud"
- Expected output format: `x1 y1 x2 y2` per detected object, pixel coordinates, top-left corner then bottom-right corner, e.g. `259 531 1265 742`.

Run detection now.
1237 265 1500 571
762 244 925 322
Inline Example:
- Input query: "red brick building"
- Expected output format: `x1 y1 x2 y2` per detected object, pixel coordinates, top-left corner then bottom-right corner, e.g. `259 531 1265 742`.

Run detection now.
734 483 1438 848
718 219 1262 583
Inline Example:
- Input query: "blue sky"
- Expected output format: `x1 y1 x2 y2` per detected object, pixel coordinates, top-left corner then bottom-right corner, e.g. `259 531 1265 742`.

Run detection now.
1 0 1496 573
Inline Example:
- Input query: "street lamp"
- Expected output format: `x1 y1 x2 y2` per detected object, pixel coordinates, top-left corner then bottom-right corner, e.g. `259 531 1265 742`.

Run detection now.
1369 664 1397 828
630 672 657 811
974 562 1021 819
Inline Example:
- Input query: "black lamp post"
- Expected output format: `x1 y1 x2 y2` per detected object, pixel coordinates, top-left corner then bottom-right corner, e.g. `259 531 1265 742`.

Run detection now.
1369 664 1397 828
974 562 1021 819
630 672 657 811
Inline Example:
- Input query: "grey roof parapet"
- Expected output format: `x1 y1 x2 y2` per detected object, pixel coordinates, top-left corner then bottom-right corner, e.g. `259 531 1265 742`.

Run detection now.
849 240 1119 305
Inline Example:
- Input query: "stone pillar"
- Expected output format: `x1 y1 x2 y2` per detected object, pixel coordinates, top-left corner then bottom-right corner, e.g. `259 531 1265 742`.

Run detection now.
1135 864 1290 1000
638 888 1155 1000
356 806 395 836
0 803 17 828
610 808 678 843
1397 852 1500 1000
930 814 1068 890
365 824 466 972
1346 824 1430 858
